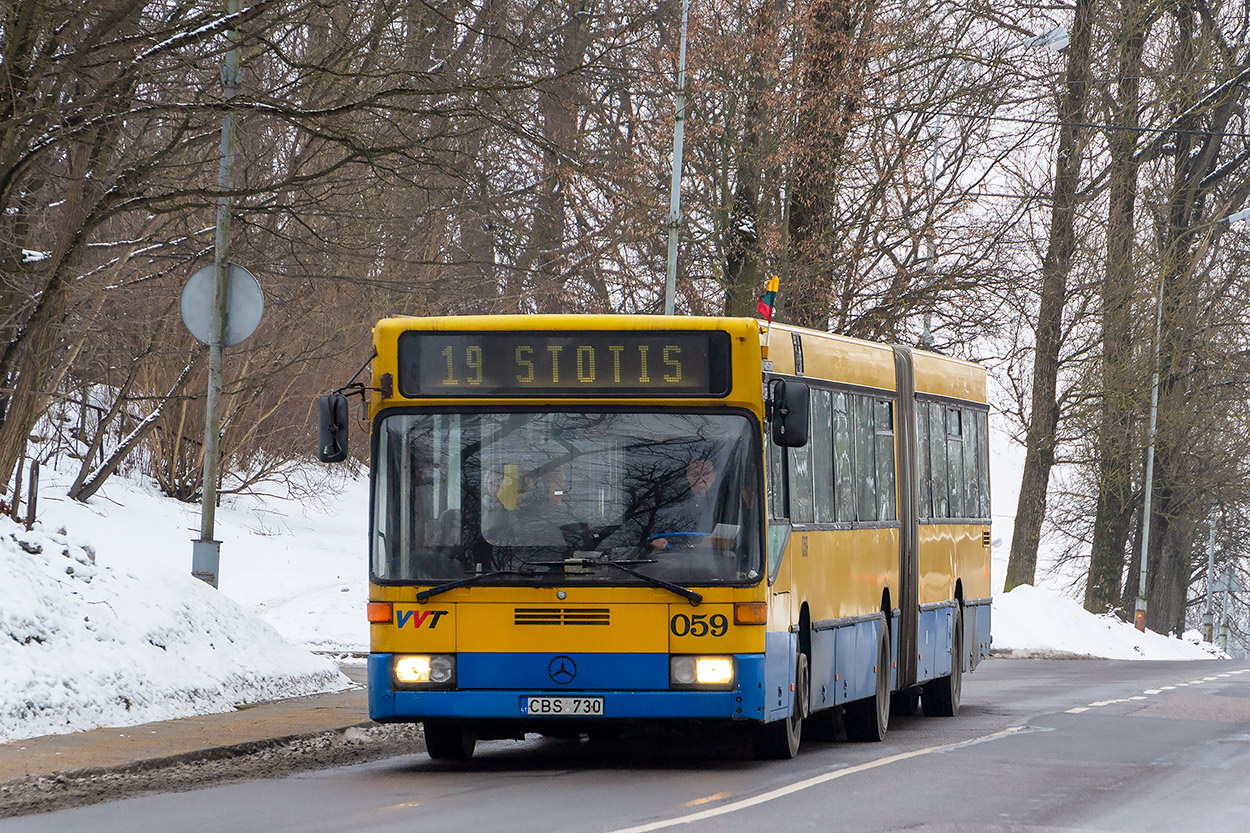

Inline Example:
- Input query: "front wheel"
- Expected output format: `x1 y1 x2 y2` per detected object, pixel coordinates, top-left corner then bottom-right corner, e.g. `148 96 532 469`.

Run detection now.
845 621 891 742
752 653 808 759
423 721 476 761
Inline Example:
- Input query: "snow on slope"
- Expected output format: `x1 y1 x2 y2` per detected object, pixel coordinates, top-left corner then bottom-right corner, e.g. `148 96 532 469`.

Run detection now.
0 517 347 743
992 584 1221 660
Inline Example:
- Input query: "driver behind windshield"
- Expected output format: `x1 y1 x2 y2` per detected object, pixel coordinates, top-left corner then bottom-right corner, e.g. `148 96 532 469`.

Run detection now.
649 458 721 550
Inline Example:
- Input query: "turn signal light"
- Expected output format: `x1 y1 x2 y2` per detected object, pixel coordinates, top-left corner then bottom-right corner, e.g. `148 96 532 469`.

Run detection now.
734 602 767 625
366 602 394 624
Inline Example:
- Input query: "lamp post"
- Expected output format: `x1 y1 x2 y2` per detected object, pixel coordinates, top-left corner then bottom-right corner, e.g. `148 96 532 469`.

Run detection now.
663 0 690 316
1203 511 1217 641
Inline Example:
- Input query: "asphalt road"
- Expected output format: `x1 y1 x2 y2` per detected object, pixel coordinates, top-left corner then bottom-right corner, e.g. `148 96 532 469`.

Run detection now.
7 658 1250 833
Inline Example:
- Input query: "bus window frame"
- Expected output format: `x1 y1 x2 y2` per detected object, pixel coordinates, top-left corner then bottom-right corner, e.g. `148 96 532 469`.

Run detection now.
367 403 770 588
914 394 992 525
766 375 903 535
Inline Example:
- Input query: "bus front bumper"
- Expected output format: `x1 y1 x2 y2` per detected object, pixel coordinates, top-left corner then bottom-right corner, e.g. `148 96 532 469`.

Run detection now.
367 652 766 722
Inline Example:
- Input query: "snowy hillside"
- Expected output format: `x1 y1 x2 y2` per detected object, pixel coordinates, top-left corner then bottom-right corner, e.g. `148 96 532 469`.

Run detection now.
0 517 347 743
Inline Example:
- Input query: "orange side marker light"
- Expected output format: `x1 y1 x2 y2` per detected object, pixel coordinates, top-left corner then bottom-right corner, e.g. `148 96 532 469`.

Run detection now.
734 602 768 625
367 602 394 624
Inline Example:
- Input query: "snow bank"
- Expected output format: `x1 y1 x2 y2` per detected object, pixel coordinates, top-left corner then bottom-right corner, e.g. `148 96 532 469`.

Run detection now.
0 519 348 743
992 584 1222 660
32 462 370 654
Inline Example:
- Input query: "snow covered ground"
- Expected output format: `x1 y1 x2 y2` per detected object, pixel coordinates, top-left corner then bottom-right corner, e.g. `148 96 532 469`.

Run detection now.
0 427 1223 744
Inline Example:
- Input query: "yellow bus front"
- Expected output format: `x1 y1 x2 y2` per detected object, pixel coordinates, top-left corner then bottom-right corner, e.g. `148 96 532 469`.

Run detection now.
361 316 775 742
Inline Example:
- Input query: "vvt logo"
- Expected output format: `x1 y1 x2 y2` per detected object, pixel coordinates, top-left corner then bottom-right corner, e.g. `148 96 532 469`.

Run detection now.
395 610 448 629
548 655 577 685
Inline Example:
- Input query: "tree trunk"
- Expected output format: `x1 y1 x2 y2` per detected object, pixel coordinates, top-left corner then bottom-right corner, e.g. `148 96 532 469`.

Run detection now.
723 0 786 317
1003 0 1096 591
69 353 202 503
1086 0 1148 614
784 0 877 329
527 2 589 313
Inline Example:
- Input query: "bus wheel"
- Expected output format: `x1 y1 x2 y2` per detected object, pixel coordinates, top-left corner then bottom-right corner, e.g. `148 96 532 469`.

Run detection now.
845 623 890 742
752 653 808 759
423 721 476 761
923 608 963 717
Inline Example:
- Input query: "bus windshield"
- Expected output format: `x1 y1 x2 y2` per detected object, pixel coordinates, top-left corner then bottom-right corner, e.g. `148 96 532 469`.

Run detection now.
372 411 763 586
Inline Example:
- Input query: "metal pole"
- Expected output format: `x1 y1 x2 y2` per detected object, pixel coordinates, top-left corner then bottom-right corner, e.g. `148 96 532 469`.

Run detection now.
1204 512 1216 642
1135 271 1164 631
663 0 689 316
194 0 242 588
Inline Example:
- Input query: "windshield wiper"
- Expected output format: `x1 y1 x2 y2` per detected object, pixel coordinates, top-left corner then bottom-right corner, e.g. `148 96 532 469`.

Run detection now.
416 569 534 603
550 557 703 606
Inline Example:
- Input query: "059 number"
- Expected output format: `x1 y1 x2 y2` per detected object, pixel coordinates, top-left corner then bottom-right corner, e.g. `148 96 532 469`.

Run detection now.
670 613 728 637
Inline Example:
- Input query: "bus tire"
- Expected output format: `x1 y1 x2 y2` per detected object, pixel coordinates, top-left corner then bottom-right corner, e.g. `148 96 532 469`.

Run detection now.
423 721 476 761
923 608 963 717
845 623 890 742
752 653 807 759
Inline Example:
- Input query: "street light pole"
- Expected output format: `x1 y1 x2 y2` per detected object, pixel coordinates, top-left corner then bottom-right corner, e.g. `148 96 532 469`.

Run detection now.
192 0 242 589
1135 270 1163 631
663 0 690 316
1204 511 1216 642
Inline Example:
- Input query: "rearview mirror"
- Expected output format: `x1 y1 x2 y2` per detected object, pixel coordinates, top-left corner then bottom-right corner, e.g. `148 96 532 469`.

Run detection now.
318 394 349 462
770 379 809 448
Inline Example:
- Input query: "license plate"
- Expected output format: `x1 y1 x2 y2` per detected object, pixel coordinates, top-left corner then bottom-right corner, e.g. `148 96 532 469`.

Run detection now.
521 696 604 716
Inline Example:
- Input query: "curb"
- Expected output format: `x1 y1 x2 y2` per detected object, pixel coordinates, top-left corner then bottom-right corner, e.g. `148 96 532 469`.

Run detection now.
1 722 424 819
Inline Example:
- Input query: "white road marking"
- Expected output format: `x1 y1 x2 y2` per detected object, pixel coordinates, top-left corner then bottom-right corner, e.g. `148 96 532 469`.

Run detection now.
1144 690 1162 695
1066 707 1090 713
603 727 1027 833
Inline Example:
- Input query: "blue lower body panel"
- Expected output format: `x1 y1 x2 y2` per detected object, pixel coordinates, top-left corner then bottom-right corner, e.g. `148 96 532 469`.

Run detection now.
369 653 767 723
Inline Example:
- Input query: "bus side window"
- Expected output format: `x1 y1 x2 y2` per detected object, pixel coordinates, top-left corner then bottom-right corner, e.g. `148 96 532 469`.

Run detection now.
875 400 896 521
962 407 980 520
812 389 834 523
917 399 932 520
929 402 949 518
788 422 815 524
976 410 991 519
832 391 854 522
766 431 787 520
946 407 965 518
854 395 878 522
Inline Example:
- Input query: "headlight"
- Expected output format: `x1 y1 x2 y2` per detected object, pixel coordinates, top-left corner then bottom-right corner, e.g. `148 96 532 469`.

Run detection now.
393 654 456 689
670 655 735 690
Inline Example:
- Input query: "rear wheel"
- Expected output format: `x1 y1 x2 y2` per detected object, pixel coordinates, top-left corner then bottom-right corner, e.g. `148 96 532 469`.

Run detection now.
752 653 808 759
923 607 963 717
423 721 476 761
845 622 891 742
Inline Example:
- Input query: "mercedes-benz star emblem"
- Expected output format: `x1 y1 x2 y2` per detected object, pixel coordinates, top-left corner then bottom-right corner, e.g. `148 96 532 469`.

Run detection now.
548 655 577 685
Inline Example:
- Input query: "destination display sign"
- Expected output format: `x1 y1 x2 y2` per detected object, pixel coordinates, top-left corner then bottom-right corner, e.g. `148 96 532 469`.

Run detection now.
396 330 731 397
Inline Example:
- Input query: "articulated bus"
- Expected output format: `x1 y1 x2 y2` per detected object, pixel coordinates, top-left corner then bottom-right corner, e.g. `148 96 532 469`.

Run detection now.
318 314 991 760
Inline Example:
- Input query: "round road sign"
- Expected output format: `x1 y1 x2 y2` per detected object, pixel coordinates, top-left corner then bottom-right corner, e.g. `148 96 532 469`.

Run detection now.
180 263 263 347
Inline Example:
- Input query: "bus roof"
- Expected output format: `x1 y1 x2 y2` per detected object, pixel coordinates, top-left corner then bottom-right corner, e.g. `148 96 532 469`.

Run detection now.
373 315 986 405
